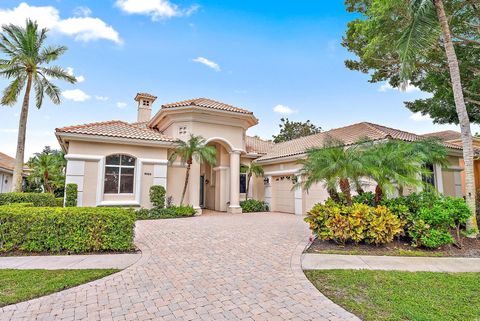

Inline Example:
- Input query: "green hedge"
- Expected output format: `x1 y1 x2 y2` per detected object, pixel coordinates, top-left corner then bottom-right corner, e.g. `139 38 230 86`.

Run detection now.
0 193 57 207
55 197 64 207
240 199 269 213
0 207 136 253
136 205 196 220
149 185 166 208
65 184 78 207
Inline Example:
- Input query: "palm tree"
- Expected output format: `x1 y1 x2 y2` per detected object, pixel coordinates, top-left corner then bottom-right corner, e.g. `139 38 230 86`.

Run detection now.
241 162 264 200
169 135 217 205
398 0 478 235
0 19 76 192
298 139 364 205
26 146 66 194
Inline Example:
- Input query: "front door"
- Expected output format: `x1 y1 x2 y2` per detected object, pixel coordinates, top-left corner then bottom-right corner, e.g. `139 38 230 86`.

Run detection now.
199 175 205 208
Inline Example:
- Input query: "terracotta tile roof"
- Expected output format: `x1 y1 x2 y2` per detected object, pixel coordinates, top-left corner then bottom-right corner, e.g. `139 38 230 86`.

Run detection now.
257 122 463 162
135 92 157 101
422 130 462 142
162 98 253 115
56 120 176 142
245 136 274 154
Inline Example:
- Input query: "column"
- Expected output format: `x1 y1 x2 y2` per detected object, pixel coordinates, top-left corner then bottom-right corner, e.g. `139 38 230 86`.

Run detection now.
65 159 85 206
264 175 272 210
188 159 202 215
294 175 303 215
228 150 242 213
434 164 444 194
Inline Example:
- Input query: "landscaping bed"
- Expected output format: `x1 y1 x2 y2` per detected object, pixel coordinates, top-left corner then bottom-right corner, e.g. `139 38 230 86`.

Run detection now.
0 269 119 307
307 236 480 257
305 269 480 321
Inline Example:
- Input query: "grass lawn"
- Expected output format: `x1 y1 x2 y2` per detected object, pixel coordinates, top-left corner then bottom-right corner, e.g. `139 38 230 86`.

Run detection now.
0 269 119 307
305 269 480 321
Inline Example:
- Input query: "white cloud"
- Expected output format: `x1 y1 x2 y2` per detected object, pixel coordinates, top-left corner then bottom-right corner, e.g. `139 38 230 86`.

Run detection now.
95 95 109 101
379 82 420 93
0 3 121 44
66 67 85 83
116 0 199 20
73 6 92 17
192 57 221 72
273 104 296 115
62 89 91 102
410 112 431 122
117 102 127 108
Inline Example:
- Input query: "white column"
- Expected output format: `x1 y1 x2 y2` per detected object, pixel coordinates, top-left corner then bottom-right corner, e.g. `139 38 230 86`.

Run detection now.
434 164 444 194
294 175 303 215
228 150 242 213
65 160 85 206
264 175 272 210
188 159 202 215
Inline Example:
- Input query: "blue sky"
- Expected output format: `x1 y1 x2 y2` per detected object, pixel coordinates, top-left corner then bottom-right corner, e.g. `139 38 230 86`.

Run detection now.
0 0 475 158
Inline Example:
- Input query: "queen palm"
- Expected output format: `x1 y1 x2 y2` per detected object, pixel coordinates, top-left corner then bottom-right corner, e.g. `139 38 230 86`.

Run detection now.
0 19 76 192
241 162 264 200
299 139 364 205
398 0 478 235
169 135 217 205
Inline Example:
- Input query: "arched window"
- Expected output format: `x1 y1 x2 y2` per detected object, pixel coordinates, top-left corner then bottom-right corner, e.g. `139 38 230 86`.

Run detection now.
104 154 136 194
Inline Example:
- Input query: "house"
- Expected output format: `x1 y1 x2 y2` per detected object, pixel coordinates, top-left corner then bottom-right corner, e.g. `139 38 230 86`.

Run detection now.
55 94 468 214
0 152 29 193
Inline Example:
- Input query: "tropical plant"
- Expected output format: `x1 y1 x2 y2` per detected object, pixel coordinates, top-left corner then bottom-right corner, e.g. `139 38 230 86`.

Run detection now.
169 135 216 205
397 0 478 236
241 162 264 200
0 19 76 192
272 118 322 143
26 146 65 194
299 139 364 205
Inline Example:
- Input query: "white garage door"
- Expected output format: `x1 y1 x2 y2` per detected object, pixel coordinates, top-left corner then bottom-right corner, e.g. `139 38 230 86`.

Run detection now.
272 175 295 213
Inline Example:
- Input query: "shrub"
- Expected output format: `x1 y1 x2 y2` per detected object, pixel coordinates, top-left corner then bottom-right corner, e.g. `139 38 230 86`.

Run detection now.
55 197 64 207
149 185 166 208
136 205 195 220
0 202 33 208
0 192 57 207
240 199 269 213
65 184 78 207
353 192 376 206
305 202 403 245
0 207 135 253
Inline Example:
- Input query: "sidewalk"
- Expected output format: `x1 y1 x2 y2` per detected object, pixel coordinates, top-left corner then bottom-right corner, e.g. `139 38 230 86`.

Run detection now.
302 253 480 272
0 253 141 270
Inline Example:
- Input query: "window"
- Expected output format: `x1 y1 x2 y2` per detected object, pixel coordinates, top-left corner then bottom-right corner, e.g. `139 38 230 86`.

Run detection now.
104 155 136 194
142 100 150 106
240 173 247 193
422 163 436 191
178 126 187 135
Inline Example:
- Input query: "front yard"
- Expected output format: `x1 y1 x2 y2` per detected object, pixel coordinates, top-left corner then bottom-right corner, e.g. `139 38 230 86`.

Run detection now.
0 269 119 307
305 269 480 321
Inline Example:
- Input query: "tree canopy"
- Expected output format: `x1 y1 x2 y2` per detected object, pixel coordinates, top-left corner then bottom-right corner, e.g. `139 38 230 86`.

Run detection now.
272 118 322 143
343 0 480 124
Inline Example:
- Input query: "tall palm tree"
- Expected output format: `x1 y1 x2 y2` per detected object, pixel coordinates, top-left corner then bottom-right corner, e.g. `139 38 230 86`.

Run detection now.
169 135 217 205
0 19 76 192
241 162 264 200
398 0 478 235
298 139 364 205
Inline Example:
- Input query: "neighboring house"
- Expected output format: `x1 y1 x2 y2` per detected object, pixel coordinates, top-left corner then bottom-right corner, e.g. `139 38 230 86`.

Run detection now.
0 152 28 193
55 94 469 214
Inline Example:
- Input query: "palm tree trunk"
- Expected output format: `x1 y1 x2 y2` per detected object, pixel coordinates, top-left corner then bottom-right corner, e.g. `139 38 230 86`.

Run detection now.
339 178 352 205
434 0 478 236
327 188 341 204
12 73 33 192
180 162 191 205
374 185 383 205
245 173 251 201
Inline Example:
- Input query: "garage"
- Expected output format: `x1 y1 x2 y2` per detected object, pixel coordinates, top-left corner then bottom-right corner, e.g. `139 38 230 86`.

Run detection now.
272 175 295 213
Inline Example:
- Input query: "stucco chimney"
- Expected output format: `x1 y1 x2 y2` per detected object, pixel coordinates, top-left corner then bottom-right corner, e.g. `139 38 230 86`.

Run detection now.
134 92 157 123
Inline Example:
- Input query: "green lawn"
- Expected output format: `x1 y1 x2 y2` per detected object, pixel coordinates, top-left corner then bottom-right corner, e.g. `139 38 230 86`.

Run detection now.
0 269 118 307
305 270 480 321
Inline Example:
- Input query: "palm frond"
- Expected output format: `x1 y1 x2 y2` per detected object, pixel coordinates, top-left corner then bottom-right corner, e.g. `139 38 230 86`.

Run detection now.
33 76 45 108
38 66 76 83
38 45 68 64
41 77 61 105
1 75 26 106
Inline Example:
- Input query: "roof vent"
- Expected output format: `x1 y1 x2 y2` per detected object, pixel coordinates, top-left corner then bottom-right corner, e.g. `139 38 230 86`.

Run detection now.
134 93 157 122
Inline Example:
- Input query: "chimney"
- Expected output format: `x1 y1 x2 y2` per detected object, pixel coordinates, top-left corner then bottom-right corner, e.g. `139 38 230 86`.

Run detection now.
134 92 157 123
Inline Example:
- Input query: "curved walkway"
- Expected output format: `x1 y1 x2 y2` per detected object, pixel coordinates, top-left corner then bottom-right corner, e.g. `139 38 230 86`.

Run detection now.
0 212 359 321
302 253 480 272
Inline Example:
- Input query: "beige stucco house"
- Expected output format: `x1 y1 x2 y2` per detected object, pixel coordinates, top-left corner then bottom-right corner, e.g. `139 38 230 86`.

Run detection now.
55 94 468 214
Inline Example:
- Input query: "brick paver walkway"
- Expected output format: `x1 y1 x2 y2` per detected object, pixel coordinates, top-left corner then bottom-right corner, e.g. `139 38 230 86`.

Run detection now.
0 212 359 321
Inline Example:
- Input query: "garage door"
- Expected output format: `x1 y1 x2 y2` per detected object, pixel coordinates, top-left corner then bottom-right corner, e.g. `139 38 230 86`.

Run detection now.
272 175 295 213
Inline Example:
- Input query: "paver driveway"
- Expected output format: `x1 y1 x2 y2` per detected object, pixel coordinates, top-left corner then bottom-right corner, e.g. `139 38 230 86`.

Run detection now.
1 212 359 321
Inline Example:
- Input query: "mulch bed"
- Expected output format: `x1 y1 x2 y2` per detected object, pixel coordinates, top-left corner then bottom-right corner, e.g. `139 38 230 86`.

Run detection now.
307 236 480 258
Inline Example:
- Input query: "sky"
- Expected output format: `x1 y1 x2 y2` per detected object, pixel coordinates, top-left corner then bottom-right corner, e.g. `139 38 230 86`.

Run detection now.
0 0 476 158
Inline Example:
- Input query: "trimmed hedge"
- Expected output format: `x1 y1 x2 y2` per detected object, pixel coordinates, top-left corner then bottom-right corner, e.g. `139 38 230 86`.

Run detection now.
55 197 64 207
240 199 269 213
136 205 196 220
65 184 78 207
149 185 166 208
0 193 57 207
0 207 136 253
